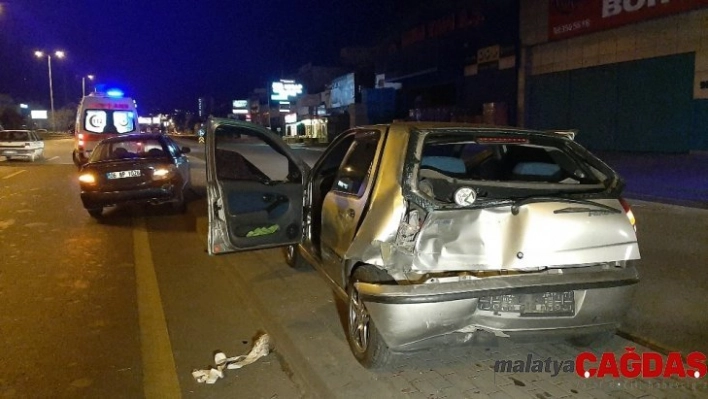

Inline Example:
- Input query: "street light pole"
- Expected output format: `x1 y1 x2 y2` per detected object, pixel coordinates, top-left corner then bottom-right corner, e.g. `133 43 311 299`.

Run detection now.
35 50 65 132
82 74 94 97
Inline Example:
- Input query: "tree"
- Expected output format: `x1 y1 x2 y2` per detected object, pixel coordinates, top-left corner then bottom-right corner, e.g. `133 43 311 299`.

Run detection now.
0 94 24 129
53 104 77 133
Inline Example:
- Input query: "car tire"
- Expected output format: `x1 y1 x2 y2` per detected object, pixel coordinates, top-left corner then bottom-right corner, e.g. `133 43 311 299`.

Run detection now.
87 207 103 218
566 331 615 348
283 245 309 269
346 265 395 369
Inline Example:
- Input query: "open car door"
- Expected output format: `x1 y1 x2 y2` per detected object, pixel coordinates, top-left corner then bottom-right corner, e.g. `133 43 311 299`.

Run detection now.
206 118 310 255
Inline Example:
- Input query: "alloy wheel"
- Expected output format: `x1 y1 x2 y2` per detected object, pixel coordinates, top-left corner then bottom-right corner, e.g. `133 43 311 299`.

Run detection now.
348 286 370 353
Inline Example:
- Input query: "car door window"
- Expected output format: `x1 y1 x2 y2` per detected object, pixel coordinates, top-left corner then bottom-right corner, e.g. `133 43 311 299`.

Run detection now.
333 132 380 197
165 138 181 157
215 127 296 183
206 120 306 254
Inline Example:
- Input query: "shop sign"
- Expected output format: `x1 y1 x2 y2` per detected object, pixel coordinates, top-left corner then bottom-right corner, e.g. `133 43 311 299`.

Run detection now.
271 80 303 101
549 0 708 40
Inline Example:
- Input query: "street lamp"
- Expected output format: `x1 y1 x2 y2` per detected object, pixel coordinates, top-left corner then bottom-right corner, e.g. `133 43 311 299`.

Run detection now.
34 50 65 132
82 74 95 97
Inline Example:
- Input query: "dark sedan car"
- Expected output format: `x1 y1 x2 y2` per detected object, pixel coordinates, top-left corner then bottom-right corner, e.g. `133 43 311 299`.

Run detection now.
78 133 191 218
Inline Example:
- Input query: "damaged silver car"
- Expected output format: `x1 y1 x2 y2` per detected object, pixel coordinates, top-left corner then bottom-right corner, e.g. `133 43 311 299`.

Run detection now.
205 118 640 369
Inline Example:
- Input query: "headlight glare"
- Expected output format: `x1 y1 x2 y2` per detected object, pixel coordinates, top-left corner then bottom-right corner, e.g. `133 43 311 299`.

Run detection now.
79 173 96 184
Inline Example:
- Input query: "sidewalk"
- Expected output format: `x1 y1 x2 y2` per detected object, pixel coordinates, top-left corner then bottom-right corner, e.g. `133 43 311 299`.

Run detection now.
593 151 708 356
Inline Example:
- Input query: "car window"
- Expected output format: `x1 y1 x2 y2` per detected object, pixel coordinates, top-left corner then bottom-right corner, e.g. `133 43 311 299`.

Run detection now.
164 137 181 157
89 138 167 161
84 110 137 134
214 125 297 183
1 131 30 141
414 132 613 203
333 131 380 197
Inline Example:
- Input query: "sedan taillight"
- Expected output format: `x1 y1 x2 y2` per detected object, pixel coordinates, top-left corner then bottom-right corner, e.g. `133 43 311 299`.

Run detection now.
152 165 175 180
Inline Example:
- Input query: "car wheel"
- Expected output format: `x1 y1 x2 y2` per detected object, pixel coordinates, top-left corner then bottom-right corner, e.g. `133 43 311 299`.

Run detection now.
87 207 103 218
283 244 308 269
346 266 395 369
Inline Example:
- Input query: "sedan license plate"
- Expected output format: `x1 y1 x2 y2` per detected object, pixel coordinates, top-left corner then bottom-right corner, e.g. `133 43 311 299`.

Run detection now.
106 170 141 179
478 291 574 317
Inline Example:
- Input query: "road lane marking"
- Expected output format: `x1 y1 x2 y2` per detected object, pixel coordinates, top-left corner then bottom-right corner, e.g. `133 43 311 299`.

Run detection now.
2 170 27 179
48 156 59 161
133 216 182 398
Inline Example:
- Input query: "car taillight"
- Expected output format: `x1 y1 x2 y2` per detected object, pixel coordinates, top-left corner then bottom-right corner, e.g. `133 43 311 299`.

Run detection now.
152 165 174 180
619 197 636 232
79 172 96 184
78 133 84 147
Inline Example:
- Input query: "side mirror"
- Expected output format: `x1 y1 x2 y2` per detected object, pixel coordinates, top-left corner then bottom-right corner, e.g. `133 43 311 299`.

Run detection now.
181 146 191 154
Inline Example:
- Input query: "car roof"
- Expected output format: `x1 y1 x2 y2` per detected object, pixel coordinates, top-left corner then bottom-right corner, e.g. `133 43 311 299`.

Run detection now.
361 122 569 140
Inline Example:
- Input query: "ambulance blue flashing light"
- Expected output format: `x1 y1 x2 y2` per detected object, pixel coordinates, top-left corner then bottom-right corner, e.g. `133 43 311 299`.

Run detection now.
106 89 125 98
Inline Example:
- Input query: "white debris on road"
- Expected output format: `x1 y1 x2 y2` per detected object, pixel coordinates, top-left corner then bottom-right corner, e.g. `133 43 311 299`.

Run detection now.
192 333 271 384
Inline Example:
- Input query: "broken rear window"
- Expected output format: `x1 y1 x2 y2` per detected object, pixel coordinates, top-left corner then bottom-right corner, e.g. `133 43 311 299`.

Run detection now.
411 130 618 203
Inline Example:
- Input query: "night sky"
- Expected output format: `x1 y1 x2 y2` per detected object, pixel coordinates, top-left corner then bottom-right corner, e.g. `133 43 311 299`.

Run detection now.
0 0 395 113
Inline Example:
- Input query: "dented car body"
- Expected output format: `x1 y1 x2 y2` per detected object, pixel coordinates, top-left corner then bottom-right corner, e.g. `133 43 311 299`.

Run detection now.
205 118 640 368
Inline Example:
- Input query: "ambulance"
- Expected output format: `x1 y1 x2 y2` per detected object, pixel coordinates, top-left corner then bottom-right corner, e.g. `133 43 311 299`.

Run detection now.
72 90 139 166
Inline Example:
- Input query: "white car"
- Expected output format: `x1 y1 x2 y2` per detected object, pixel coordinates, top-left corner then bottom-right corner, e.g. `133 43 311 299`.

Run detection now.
0 130 45 162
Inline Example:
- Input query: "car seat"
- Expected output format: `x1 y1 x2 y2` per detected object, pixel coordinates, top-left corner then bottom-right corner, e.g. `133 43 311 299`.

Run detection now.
147 148 165 157
420 156 466 174
113 147 129 158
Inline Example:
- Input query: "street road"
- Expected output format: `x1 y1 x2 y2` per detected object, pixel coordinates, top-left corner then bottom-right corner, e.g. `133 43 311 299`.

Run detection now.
0 137 706 398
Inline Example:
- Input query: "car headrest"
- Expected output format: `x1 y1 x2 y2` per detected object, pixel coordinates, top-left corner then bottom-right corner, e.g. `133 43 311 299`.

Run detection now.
512 162 561 177
421 156 466 174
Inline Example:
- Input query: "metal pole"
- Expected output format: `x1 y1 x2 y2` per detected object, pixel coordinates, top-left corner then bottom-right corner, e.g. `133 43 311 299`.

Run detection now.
48 55 55 132
82 77 86 97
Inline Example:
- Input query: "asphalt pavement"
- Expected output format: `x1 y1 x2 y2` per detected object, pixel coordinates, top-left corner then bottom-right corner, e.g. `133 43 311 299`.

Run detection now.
596 150 708 209
183 143 708 397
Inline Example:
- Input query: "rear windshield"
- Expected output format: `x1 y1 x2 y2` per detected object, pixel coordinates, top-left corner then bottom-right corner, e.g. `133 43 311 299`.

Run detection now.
83 110 137 134
0 131 30 141
89 138 167 162
411 131 619 203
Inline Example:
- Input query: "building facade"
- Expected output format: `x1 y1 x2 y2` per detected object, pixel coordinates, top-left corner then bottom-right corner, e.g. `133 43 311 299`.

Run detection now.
521 1 708 152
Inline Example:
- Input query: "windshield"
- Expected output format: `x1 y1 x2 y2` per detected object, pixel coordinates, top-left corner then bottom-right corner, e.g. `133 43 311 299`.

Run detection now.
0 131 30 141
411 130 619 204
83 110 137 134
89 138 167 162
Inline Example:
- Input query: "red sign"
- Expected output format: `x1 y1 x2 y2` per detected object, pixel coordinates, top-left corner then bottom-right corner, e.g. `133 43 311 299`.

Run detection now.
92 102 131 109
548 0 708 40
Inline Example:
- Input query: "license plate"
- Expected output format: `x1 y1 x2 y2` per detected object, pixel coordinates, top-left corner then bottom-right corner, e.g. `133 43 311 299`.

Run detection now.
478 291 575 316
106 170 141 179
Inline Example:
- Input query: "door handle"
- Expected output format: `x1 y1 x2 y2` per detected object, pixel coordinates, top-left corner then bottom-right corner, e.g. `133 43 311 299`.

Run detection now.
344 208 355 219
